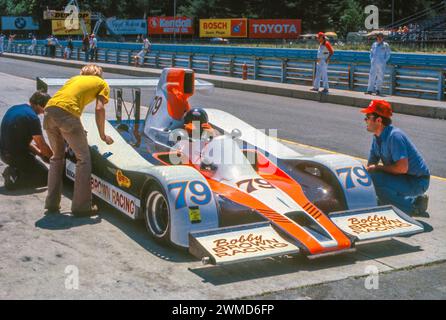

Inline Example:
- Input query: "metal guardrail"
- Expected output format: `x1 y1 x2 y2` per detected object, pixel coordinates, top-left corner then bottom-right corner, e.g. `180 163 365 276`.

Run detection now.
7 43 446 101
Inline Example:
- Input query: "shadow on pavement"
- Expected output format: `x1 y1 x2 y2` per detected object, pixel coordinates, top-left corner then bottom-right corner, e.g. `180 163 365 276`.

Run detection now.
190 238 424 286
0 185 47 196
355 238 424 260
35 212 102 230
98 202 195 264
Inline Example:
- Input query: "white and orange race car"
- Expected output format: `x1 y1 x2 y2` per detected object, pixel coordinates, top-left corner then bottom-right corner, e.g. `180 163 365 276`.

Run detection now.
37 68 426 265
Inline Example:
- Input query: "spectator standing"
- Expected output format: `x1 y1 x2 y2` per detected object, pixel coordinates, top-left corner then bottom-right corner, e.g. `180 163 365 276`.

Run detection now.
64 37 74 59
0 33 4 55
362 99 430 216
7 34 15 52
310 32 334 94
366 33 391 96
134 36 151 67
89 33 98 62
82 35 90 62
28 35 37 55
47 35 57 58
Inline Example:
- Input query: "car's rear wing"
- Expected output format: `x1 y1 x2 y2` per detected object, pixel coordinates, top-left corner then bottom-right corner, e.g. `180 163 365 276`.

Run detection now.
36 76 214 124
36 77 214 93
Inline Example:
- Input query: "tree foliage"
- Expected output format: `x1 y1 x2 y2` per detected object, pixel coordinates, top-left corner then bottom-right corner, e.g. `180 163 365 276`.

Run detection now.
0 0 442 34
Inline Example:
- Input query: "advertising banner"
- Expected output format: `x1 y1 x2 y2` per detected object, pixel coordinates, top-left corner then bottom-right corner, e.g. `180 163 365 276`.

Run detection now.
1 16 39 30
148 17 194 35
106 18 147 35
44 11 90 20
199 18 247 38
249 19 301 38
51 19 91 35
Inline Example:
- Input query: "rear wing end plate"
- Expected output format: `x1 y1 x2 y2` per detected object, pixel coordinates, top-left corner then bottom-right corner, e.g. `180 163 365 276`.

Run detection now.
329 205 425 242
36 77 214 93
189 222 300 265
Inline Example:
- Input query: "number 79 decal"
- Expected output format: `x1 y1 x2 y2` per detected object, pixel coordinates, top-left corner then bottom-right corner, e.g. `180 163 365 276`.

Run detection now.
168 180 212 209
335 166 372 189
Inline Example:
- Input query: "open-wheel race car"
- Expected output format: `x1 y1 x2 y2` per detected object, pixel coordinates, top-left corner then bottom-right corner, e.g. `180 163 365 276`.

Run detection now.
37 68 425 265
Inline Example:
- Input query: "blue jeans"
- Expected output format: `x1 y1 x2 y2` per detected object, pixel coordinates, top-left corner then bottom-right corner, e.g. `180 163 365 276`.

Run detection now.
370 171 430 214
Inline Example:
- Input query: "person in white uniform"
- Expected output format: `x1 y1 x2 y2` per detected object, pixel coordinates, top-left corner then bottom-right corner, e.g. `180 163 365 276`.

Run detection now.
311 32 334 94
366 33 391 96
28 35 37 55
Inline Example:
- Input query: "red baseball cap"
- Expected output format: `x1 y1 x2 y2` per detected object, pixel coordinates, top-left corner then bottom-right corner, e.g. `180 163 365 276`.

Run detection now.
361 100 393 118
317 32 325 38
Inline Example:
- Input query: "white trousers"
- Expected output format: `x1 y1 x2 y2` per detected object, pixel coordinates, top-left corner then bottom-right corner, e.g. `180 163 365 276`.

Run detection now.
313 61 329 90
367 63 385 92
28 45 36 55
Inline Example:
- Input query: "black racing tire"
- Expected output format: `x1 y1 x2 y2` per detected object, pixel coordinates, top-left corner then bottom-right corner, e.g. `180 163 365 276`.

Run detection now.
143 181 171 243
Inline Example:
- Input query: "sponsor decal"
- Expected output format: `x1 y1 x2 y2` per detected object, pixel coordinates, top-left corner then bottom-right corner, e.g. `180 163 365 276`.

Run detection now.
116 170 131 188
148 16 194 35
249 19 301 39
199 19 247 38
188 206 201 224
212 233 290 258
66 161 140 217
347 215 412 234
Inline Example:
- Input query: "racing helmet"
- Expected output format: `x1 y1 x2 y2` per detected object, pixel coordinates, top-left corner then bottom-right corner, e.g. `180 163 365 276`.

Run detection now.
184 108 208 126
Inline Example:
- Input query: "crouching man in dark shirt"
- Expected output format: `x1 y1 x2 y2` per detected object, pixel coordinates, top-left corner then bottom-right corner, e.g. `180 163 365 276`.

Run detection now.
362 99 430 216
0 91 53 190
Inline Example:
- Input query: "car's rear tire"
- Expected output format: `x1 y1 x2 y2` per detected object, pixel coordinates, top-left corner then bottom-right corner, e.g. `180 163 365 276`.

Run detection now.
144 182 171 243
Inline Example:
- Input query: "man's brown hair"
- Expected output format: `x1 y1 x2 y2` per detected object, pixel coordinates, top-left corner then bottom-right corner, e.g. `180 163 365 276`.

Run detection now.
29 90 51 107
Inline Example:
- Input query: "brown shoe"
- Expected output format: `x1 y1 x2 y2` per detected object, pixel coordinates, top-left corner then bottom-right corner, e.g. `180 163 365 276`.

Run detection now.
72 204 99 217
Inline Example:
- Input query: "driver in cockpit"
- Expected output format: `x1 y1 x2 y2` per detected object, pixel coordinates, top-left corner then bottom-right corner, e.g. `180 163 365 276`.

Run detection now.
183 108 218 140
172 108 219 167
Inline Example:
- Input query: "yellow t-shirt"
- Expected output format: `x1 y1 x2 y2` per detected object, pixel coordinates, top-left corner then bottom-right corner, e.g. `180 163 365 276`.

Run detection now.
46 75 110 117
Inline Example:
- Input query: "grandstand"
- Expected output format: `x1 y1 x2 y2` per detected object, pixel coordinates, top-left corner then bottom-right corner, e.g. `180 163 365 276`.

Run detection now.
385 1 446 42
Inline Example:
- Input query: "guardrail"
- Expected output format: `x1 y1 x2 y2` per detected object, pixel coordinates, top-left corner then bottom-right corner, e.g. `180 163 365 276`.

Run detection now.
7 42 446 101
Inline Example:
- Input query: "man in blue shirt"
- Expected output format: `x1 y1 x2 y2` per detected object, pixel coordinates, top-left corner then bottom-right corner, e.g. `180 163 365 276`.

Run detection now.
366 33 391 96
0 91 53 190
362 99 430 216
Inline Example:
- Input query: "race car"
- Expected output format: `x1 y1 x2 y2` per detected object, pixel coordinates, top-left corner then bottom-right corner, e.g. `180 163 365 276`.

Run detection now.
37 68 425 265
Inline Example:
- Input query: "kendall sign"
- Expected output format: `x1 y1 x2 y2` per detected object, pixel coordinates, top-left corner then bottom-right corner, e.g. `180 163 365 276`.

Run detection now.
249 19 301 38
148 16 194 35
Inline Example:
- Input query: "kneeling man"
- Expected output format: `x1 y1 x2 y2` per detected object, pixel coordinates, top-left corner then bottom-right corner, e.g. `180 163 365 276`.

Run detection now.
362 99 430 216
0 91 53 189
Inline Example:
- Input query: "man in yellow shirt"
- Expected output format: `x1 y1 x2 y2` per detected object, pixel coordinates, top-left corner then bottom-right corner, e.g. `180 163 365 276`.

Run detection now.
43 64 114 217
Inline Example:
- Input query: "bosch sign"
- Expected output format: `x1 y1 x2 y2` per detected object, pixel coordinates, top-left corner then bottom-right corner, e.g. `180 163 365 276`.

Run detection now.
249 19 301 38
199 19 247 38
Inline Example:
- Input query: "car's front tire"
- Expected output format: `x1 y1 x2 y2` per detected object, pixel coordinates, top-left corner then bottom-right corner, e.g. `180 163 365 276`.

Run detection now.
144 182 171 243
